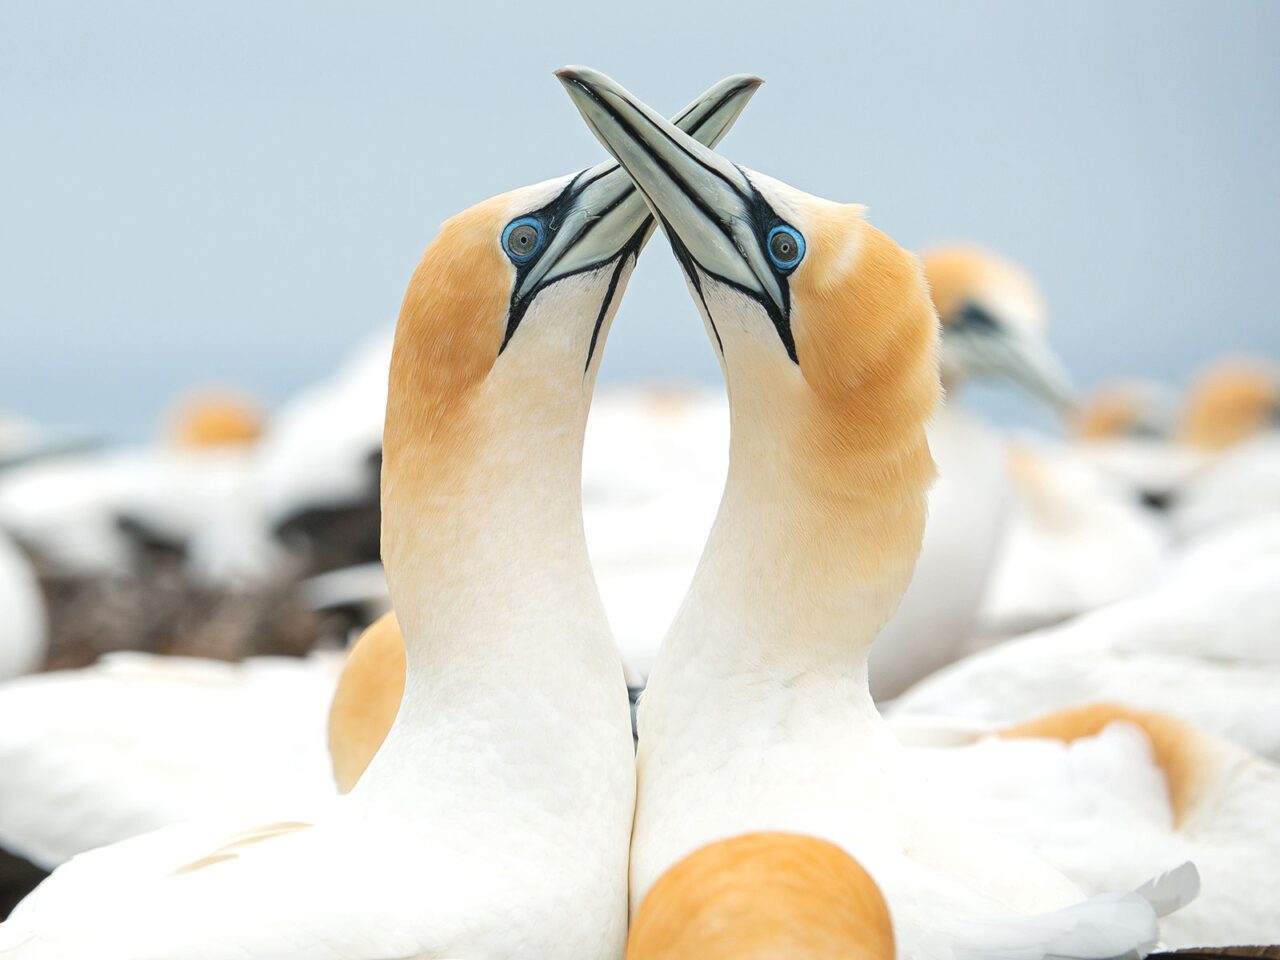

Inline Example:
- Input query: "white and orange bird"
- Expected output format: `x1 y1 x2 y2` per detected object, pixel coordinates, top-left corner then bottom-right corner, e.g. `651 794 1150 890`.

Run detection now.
558 66 1196 959
1180 358 1280 453
867 244 1079 696
893 362 1280 764
891 508 1280 761
0 75 761 958
1171 357 1280 537
974 436 1171 638
0 388 271 585
1068 359 1280 534
901 704 1280 948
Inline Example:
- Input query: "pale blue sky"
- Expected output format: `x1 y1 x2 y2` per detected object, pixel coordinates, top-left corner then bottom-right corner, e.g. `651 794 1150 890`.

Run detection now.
2 0 1277 438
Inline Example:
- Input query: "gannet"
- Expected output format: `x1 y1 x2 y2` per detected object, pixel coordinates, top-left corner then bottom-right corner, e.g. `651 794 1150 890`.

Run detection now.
1171 359 1280 538
904 705 1280 948
626 832 896 960
166 390 264 450
1180 359 1279 453
891 510 1280 760
1075 381 1179 445
0 390 269 581
1069 361 1279 539
0 72 765 956
254 330 393 574
0 652 341 870
1070 380 1200 507
558 65 1196 959
974 438 1171 638
869 244 1076 697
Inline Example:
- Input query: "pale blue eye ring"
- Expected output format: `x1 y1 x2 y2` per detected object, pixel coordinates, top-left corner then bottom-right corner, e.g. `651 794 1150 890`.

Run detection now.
502 217 544 264
766 225 805 272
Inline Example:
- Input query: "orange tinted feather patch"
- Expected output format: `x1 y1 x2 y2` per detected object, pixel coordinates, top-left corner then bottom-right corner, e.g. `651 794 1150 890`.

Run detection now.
1181 359 1279 450
921 245 1044 327
1000 704 1214 826
627 832 895 960
1074 386 1150 440
381 197 512 553
170 822 312 877
789 211 940 583
328 611 406 793
169 390 264 448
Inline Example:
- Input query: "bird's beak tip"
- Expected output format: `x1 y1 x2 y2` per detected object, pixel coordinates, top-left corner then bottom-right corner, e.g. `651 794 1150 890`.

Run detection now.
554 65 596 88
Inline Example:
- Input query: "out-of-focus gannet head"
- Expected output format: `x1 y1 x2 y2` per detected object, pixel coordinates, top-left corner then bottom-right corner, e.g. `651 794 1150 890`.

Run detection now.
557 66 939 615
1180 357 1280 451
923 245 1076 413
168 389 265 448
1072 380 1180 442
626 832 895 960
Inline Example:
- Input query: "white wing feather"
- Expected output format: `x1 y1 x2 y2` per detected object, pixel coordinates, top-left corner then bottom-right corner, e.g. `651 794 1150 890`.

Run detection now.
947 864 1198 960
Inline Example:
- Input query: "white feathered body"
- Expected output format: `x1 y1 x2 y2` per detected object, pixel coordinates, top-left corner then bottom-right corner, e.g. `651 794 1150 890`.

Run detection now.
0 447 271 585
906 719 1280 947
1172 434 1280 538
978 442 1170 637
891 516 1280 759
632 667 1183 960
0 786 617 959
0 652 341 868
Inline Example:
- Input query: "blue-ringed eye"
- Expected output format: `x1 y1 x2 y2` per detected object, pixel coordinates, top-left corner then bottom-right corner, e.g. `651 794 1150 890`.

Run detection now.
502 217 544 264
766 225 805 272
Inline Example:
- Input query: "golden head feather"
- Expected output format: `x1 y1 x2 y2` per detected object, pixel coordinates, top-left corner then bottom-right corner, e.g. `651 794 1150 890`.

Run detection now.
627 832 895 960
1181 358 1279 450
921 244 1046 334
785 202 940 585
168 389 264 448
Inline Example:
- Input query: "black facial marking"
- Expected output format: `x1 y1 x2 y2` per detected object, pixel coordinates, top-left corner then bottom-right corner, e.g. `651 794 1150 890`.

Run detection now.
951 300 1001 333
563 80 801 365
583 242 639 375
654 206 724 356
644 173 798 365
500 172 585 355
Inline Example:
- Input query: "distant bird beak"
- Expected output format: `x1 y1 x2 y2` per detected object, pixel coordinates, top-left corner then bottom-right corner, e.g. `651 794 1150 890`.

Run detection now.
555 66 785 318
516 72 762 303
1003 331 1078 414
943 306 1078 415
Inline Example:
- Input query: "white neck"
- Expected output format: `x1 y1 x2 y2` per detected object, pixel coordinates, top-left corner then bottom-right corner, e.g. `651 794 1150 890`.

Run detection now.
643 347 920 725
629 316 933 906
358 275 633 813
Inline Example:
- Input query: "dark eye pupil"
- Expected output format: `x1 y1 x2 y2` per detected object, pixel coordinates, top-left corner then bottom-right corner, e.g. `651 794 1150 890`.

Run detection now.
509 225 537 253
771 233 795 261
